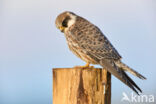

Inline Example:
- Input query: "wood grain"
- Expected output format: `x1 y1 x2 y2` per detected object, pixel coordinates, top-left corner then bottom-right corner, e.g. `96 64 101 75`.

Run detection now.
53 68 111 104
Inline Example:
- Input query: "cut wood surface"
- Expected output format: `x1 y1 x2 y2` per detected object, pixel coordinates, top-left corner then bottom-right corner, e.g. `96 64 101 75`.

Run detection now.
53 68 111 104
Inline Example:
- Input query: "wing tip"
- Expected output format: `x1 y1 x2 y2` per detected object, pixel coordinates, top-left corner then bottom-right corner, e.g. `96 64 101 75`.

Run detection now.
123 71 143 95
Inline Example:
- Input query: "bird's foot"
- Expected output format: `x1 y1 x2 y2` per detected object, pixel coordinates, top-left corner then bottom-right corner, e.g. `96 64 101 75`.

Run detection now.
74 63 94 69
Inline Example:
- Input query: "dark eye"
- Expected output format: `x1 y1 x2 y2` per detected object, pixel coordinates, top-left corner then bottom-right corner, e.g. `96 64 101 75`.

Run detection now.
62 16 71 27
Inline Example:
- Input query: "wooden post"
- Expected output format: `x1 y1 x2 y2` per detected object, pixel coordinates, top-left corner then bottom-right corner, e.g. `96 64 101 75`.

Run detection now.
53 68 111 104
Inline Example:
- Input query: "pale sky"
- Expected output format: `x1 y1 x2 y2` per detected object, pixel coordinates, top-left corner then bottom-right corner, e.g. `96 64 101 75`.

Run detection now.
1 0 156 104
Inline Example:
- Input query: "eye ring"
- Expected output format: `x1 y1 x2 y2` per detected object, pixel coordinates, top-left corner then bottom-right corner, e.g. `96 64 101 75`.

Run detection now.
62 16 71 27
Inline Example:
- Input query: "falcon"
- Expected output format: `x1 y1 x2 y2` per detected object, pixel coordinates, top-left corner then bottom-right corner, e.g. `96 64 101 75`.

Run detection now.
55 11 146 94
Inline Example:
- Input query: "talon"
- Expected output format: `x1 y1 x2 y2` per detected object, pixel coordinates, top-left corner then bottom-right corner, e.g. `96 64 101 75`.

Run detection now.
83 62 90 68
74 62 94 69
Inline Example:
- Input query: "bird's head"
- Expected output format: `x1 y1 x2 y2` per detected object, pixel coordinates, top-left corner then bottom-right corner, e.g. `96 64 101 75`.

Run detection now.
55 11 77 33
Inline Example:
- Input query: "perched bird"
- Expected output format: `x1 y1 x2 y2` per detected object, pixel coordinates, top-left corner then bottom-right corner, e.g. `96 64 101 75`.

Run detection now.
55 11 146 95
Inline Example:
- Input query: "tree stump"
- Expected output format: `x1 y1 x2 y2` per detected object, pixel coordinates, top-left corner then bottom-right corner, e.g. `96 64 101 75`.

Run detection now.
53 68 111 104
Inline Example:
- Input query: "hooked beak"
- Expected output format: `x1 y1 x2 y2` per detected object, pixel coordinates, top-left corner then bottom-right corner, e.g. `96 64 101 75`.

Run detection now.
59 26 65 32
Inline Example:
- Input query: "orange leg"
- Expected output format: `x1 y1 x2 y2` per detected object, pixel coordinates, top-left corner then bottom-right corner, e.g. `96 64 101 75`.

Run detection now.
74 62 94 69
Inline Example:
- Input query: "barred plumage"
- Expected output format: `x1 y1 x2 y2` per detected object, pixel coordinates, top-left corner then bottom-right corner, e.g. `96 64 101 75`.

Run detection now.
55 11 146 94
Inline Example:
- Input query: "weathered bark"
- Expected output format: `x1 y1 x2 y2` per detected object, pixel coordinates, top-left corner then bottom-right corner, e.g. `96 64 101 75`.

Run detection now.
53 68 111 104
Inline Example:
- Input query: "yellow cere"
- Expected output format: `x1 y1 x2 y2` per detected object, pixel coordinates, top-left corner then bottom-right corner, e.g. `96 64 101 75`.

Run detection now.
59 26 65 32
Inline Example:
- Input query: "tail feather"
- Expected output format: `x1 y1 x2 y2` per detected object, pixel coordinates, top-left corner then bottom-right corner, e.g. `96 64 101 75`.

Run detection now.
115 61 146 80
121 70 142 94
100 59 142 95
